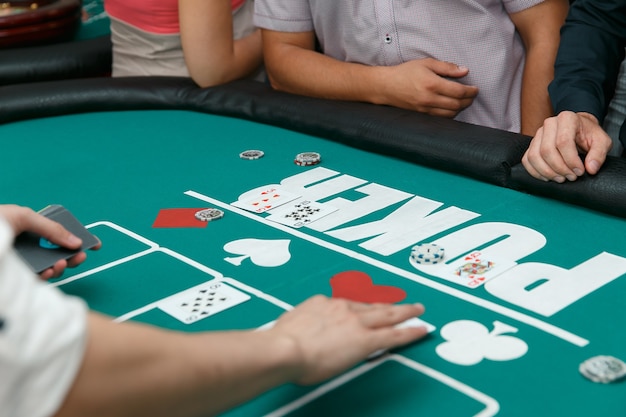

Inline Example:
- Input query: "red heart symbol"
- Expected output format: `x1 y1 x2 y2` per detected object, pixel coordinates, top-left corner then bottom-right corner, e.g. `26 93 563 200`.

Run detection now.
330 271 406 304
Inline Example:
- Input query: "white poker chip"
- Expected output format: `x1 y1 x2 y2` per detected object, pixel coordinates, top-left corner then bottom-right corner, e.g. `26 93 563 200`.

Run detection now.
411 243 444 265
239 150 264 160
294 152 321 166
579 355 626 384
194 208 224 222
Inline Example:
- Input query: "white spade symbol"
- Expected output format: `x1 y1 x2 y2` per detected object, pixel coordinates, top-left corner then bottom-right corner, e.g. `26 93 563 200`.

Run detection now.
436 320 528 366
223 238 291 267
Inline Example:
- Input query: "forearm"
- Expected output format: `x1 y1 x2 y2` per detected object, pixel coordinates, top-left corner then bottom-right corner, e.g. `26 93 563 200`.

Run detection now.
520 46 557 136
188 30 263 88
180 0 263 88
264 39 389 105
55 314 298 417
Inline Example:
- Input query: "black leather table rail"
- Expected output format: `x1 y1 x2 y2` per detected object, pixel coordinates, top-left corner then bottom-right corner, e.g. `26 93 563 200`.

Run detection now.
0 35 112 86
1 77 625 219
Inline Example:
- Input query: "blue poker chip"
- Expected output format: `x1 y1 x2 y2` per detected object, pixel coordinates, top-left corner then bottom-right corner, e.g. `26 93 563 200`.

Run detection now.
411 243 445 265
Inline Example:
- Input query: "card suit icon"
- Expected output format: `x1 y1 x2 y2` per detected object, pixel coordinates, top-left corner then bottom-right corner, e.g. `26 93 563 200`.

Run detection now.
223 238 291 267
330 270 407 304
435 320 528 366
152 208 209 228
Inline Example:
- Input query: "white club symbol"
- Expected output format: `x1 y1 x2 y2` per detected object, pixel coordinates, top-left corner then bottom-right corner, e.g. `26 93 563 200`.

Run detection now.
436 320 528 366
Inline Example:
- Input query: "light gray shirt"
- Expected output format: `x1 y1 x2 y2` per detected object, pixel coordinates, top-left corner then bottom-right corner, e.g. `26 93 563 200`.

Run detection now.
255 0 544 133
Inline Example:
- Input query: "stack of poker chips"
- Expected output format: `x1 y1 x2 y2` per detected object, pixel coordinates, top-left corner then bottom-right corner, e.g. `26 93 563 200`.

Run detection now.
194 208 224 222
239 150 264 160
410 243 445 265
294 152 321 166
579 355 626 384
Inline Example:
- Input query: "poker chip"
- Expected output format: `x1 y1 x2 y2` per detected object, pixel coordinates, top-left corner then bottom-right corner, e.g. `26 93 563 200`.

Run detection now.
194 208 224 222
579 355 626 384
410 243 444 265
239 150 264 160
294 152 321 166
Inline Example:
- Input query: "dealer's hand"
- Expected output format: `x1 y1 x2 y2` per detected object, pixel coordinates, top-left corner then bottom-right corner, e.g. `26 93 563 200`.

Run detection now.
0 204 101 279
270 295 428 385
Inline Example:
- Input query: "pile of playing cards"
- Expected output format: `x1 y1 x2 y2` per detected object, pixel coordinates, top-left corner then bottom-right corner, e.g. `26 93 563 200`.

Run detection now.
14 205 99 273
232 186 337 228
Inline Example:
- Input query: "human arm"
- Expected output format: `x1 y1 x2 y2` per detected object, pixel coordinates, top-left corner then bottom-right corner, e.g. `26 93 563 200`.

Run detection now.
549 0 626 124
55 297 427 417
262 30 478 118
0 204 100 279
521 0 626 182
179 0 262 88
509 0 569 136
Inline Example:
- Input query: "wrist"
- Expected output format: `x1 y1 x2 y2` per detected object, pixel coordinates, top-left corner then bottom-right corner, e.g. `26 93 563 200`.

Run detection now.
361 65 393 106
578 112 600 126
262 328 305 383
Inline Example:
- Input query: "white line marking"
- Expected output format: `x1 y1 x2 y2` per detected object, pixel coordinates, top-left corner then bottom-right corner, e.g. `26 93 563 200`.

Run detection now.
264 354 499 417
86 221 159 248
223 278 294 311
52 248 158 287
186 190 589 347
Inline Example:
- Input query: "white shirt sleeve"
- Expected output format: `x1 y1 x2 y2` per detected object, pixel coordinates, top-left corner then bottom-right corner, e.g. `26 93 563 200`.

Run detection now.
0 218 88 417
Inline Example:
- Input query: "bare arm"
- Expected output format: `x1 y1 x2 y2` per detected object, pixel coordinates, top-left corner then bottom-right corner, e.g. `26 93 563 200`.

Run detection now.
510 0 569 136
179 0 262 87
262 30 478 118
55 297 427 417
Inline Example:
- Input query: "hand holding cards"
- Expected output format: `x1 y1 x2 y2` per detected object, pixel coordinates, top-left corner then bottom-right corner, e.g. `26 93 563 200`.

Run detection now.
13 204 100 274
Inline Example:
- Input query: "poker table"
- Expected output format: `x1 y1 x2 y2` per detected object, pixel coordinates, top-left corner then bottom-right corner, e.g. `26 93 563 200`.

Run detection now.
2 78 626 416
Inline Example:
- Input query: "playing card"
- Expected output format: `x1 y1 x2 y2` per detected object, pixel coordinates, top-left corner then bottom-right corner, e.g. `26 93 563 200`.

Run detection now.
442 250 517 288
368 317 437 359
157 280 251 324
231 186 301 213
265 199 338 228
14 205 100 273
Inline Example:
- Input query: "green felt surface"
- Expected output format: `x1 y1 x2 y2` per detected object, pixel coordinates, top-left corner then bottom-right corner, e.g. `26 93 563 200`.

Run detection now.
2 110 626 416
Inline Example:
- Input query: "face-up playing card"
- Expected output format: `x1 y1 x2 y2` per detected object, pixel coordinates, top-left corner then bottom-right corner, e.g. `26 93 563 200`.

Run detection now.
157 280 251 324
231 185 301 213
14 205 100 273
265 199 338 228
442 250 516 288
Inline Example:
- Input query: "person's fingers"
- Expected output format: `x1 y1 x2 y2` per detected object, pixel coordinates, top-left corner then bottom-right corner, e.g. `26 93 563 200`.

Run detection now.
66 251 88 268
524 113 586 182
428 60 470 78
39 259 69 280
584 146 610 175
356 303 425 329
579 119 613 175
522 127 554 181
373 322 430 347
8 207 82 249
550 112 586 180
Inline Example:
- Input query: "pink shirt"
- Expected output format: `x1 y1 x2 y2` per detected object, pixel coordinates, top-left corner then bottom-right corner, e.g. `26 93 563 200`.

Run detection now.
106 0 246 34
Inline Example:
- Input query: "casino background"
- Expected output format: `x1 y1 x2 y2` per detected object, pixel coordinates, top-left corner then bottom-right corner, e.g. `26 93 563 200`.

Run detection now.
1 0 626 218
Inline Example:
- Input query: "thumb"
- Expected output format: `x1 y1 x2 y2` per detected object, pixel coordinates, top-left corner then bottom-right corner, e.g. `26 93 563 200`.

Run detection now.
30 216 83 250
429 61 470 78
584 144 609 175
